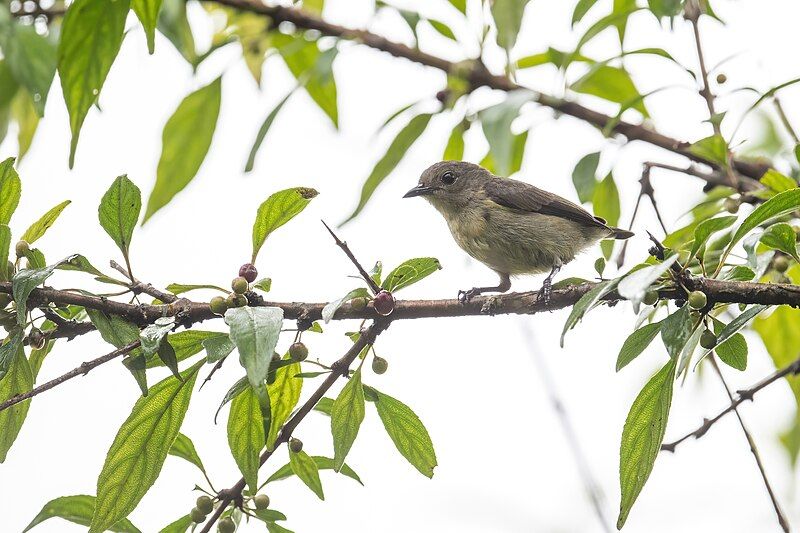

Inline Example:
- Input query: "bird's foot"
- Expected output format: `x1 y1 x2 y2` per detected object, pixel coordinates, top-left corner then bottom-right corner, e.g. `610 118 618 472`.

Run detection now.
458 288 481 304
535 281 553 307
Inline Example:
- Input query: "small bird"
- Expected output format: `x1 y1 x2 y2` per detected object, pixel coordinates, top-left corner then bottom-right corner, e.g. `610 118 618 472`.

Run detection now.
403 161 634 303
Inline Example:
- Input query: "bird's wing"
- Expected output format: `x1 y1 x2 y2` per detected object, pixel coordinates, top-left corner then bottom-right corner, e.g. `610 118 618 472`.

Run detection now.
484 177 609 229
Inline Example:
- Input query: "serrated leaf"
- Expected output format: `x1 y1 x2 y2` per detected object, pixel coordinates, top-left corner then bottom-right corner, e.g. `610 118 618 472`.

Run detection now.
267 358 302 449
23 495 141 533
0 343 32 462
382 258 442 292
228 384 267 492
57 0 129 167
371 387 437 478
572 152 600 204
711 318 747 371
760 222 800 262
266 455 363 486
251 187 318 263
616 321 662 371
0 157 21 224
99 175 141 259
168 432 206 474
143 77 222 223
225 306 283 388
660 304 693 360
289 448 324 499
617 358 676 528
689 215 737 259
561 278 621 347
132 0 163 54
331 367 365 471
728 189 800 255
342 113 433 224
89 361 202 533
12 258 71 324
153 330 224 368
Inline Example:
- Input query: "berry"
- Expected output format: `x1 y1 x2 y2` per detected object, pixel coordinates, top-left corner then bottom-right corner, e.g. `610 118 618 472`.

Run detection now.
226 293 248 308
209 296 228 316
372 356 388 375
373 290 395 316
289 342 308 362
190 507 207 523
351 297 368 312
700 329 717 350
28 328 45 350
723 197 739 214
15 240 29 257
642 290 658 306
774 255 790 273
688 290 707 310
239 263 258 283
231 277 249 295
196 495 214 514
716 73 727 84
218 517 236 533
253 494 270 510
289 437 303 453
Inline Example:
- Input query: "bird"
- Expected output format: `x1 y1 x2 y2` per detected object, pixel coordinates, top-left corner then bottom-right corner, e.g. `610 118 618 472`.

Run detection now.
403 160 634 304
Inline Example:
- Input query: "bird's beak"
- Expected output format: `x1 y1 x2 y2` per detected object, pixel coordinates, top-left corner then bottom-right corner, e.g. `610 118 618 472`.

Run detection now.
403 184 435 198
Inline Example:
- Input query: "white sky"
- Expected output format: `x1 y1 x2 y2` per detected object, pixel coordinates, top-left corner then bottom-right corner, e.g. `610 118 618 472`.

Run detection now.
3 0 800 532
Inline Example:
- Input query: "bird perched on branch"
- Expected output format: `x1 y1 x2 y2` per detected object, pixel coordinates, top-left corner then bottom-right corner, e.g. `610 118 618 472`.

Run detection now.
404 161 634 304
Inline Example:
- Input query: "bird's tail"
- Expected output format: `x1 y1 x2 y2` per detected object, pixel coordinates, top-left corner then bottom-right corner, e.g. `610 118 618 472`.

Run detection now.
610 227 635 240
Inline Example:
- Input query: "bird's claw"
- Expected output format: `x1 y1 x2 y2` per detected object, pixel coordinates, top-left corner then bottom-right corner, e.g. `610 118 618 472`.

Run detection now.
458 288 479 304
535 282 552 306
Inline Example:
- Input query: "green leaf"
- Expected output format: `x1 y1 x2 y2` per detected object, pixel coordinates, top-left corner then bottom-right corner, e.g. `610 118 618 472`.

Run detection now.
711 318 747 371
687 134 728 167
251 187 318 263
427 19 456 40
158 514 192 533
617 256 678 309
647 0 682 17
29 339 54 380
202 334 235 363
561 278 621 346
165 283 226 296
140 317 178 377
228 384 267 492
266 455 363 486
754 306 800 409
253 278 272 292
760 169 797 193
443 121 466 160
267 359 303 449
253 509 288 523
616 321 662 371
722 265 755 281
729 188 800 254
57 0 129 168
153 330 223 368
90 361 202 533
322 288 369 324
572 0 600 26
371 387 437 478
24 495 141 533
382 258 442 292
215 376 249 423
0 330 24 380
342 113 433 224
99 175 141 259
0 157 21 225
617 358 676 529
593 173 621 259
0 343 32 462
479 90 533 176
696 305 767 367
572 152 600 204
491 0 531 52
660 304 693 360
0 224 11 281
289 448 324 499
571 65 648 116
225 306 283 388
132 0 164 53
168 432 206 474
331 367 365 471
86 308 140 349
12 259 69 325
761 223 800 262
245 90 295 172
448 0 466 14
314 397 334 416
277 36 338 127
143 77 222 223
0 21 57 116
689 215 737 259
157 0 196 64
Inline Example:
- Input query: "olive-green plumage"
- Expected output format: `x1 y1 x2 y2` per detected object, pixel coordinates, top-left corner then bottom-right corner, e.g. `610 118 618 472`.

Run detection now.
404 161 633 301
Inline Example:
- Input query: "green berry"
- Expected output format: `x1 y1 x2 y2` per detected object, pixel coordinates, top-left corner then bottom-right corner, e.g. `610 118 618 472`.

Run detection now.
373 290 395 316
190 507 207 523
239 263 258 283
226 293 247 308
289 342 308 362
289 437 303 453
642 290 658 306
723 197 739 214
15 240 29 257
218 517 236 533
351 297 368 312
253 494 270 510
28 328 45 350
700 329 717 350
688 290 707 310
716 73 727 84
372 356 388 375
209 296 228 316
196 495 214 514
231 276 249 295
774 255 790 273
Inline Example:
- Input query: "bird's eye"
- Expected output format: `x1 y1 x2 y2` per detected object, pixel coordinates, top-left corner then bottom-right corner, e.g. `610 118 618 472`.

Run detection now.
441 171 456 185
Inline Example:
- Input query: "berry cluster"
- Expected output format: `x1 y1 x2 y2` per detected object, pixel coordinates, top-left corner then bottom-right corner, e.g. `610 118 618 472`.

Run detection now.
208 263 259 316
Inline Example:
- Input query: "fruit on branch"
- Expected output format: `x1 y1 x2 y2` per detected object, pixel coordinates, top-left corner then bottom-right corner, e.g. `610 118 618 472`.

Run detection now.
253 494 270 509
716 73 727 84
196 495 214 514
773 255 790 273
190 507 207 523
700 329 717 350
28 328 45 350
226 293 248 308
351 297 368 311
289 342 308 362
642 290 659 306
723 197 740 214
373 290 395 316
289 437 303 453
688 290 707 310
372 356 388 374
239 263 258 283
15 240 29 257
209 296 228 316
231 276 249 295
218 517 236 533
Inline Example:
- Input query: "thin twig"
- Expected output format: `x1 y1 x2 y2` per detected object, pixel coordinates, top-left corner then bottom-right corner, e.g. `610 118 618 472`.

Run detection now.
773 96 800 145
708 356 790 532
110 260 177 303
321 220 382 294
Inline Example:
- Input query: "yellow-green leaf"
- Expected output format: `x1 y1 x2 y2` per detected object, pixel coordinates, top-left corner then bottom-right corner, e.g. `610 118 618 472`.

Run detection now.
23 495 141 533
99 175 141 258
228 385 267 492
0 157 21 225
331 367 365 471
251 187 318 263
0 343 32 462
267 358 302 449
132 0 164 54
21 200 71 245
289 448 324 500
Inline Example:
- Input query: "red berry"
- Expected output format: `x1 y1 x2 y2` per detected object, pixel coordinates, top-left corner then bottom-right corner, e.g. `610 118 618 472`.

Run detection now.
239 263 258 283
373 290 395 316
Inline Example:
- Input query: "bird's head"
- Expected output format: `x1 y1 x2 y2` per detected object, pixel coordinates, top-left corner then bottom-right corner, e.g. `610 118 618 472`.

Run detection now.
403 161 489 210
